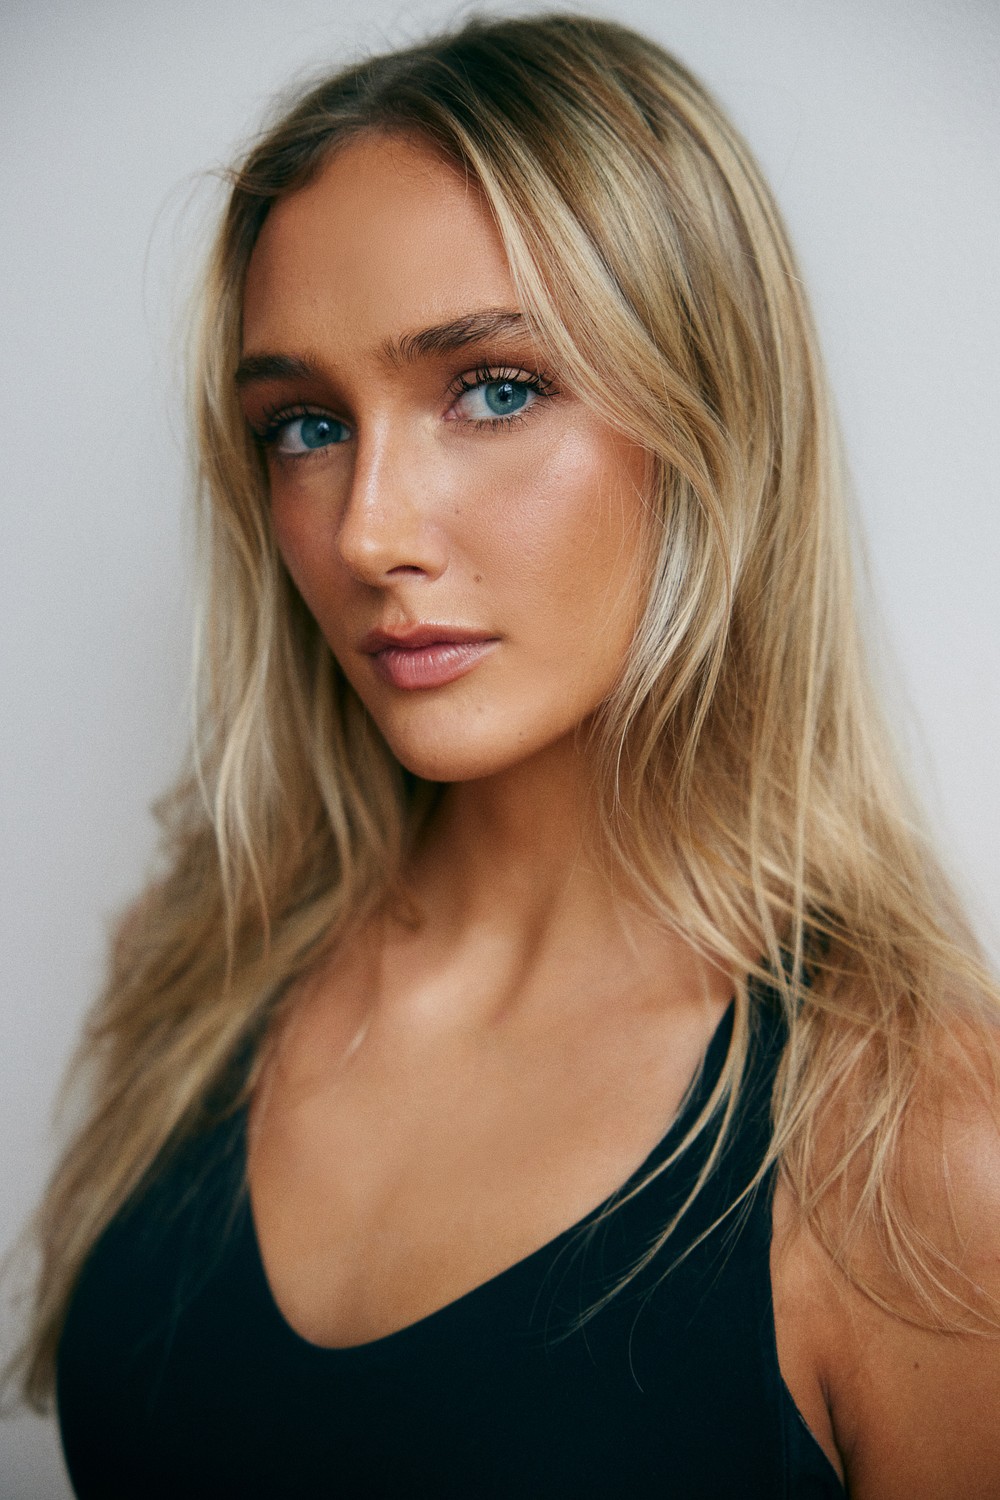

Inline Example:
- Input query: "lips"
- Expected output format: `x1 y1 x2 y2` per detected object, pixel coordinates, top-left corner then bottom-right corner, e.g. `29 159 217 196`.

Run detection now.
360 623 500 691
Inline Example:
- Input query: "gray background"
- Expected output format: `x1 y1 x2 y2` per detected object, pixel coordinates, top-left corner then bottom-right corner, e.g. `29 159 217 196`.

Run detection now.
2 0 998 1492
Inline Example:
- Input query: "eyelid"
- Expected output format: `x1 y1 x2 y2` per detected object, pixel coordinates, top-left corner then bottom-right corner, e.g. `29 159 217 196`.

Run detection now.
252 402 349 441
444 365 560 435
251 404 351 461
446 362 558 403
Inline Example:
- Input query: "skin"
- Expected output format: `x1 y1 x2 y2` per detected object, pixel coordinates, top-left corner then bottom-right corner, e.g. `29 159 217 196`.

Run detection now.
241 136 650 788
239 132 1000 1496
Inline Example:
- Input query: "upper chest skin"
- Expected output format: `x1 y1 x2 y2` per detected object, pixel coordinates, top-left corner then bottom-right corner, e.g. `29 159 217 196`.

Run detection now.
247 949 846 1485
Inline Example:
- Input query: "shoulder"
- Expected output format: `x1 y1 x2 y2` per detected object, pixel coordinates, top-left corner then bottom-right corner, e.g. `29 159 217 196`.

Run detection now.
774 1008 1000 1499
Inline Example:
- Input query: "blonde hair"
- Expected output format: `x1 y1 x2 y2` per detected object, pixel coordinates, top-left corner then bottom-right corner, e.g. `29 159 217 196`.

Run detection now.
16 9 1000 1406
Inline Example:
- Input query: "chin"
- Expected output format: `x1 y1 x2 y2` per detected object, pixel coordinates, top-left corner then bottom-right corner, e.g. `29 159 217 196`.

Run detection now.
375 709 572 786
382 735 525 785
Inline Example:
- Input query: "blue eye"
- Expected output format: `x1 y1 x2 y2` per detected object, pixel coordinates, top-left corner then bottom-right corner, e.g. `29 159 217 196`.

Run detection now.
271 413 349 454
483 380 532 417
456 378 537 422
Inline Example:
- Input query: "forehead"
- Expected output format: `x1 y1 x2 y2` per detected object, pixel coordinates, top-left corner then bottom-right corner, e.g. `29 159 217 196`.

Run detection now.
242 133 518 356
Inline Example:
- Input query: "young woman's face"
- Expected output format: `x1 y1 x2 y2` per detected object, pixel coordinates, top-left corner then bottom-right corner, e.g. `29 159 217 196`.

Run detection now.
239 132 649 783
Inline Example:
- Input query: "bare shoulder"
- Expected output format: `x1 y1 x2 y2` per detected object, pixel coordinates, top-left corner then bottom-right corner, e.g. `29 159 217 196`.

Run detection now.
774 1010 1000 1500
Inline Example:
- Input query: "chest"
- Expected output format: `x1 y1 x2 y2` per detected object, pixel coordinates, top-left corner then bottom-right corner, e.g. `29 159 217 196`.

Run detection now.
246 995 721 1348
57 996 846 1498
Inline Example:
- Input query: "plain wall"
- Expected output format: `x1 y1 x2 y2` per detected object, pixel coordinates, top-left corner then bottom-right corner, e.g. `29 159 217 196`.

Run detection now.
2 0 998 1492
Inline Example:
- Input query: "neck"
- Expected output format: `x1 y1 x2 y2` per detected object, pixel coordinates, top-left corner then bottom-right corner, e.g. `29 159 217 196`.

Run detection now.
406 731 609 929
383 733 723 1031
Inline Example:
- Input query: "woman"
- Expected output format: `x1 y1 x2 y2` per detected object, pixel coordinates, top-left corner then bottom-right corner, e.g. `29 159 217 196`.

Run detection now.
15 11 1000 1496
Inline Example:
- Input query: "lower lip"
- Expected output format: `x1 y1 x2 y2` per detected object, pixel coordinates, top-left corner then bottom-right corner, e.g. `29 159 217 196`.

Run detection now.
369 639 500 690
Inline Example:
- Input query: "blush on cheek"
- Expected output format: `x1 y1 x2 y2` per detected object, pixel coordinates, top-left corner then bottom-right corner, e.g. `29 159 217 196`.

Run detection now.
507 438 644 606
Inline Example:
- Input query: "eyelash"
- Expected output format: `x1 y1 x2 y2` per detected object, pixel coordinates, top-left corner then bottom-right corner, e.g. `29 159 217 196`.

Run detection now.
447 364 558 432
254 403 333 448
252 364 558 451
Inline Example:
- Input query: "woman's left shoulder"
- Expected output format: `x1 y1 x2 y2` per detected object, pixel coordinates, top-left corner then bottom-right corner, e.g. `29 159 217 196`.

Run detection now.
776 1008 1000 1499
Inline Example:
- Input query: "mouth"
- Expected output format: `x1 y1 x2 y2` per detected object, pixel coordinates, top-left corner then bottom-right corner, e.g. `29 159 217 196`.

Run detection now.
360 624 501 691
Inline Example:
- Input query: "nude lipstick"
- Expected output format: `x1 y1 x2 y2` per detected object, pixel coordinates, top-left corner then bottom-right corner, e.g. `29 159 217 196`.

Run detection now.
360 625 500 690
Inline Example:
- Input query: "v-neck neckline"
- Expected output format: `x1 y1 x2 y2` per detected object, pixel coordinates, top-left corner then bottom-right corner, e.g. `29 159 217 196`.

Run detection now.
239 998 737 1360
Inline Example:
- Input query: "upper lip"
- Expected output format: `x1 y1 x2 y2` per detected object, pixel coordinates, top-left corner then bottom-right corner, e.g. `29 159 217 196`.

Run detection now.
360 623 499 653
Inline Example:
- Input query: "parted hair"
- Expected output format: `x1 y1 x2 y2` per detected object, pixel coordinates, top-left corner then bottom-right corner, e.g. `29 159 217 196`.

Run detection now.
15 9 1000 1406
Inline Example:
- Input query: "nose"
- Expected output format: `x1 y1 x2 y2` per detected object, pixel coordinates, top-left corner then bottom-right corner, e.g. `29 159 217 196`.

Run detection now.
336 419 448 586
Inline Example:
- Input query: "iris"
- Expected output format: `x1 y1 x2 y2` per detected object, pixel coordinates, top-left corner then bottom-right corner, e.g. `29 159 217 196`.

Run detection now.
483 380 529 416
297 415 343 448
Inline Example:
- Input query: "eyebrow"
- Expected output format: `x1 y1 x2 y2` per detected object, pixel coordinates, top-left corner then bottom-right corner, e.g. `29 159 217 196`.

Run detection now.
234 309 529 389
381 310 528 367
234 352 315 388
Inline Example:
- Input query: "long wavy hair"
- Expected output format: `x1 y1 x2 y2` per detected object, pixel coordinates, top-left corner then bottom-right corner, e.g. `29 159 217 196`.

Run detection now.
15 9 1000 1406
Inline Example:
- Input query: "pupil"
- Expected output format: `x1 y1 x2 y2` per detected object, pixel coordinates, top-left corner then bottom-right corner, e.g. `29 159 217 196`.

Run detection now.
301 415 333 447
485 380 526 416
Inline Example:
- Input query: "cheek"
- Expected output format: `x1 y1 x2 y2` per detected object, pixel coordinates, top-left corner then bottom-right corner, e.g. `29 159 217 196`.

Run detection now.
481 429 647 640
269 489 345 625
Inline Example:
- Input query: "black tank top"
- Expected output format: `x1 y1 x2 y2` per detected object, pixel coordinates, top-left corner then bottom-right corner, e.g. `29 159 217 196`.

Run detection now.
57 991 845 1498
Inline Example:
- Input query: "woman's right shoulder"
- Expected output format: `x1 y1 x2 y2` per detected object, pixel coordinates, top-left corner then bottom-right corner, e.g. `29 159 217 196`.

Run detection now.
774 1002 1000 1499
